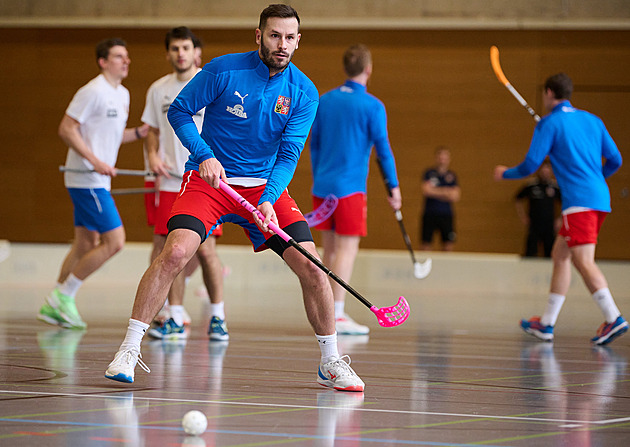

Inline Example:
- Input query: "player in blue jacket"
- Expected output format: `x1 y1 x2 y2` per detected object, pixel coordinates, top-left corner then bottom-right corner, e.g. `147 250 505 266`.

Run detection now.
494 72 626 345
310 44 401 336
105 4 365 391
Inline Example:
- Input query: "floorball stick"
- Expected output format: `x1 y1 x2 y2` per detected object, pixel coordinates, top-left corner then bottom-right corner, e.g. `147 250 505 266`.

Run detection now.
304 194 338 227
490 46 541 122
59 166 182 179
218 180 410 327
376 159 432 279
110 187 158 195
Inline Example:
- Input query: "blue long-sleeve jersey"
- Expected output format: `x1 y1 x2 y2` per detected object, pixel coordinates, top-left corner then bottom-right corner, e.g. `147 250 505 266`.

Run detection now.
503 101 622 212
168 50 319 205
310 80 399 199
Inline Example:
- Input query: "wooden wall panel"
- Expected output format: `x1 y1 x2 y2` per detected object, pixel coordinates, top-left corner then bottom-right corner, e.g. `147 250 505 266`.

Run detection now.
0 28 628 259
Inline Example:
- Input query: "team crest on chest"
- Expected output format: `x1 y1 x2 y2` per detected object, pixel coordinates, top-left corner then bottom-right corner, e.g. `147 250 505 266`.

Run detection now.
274 95 291 115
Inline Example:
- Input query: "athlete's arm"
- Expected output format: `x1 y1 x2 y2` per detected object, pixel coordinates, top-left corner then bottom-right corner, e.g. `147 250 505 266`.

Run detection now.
168 69 219 165
59 114 116 177
502 123 552 180
601 126 622 178
121 123 149 144
145 126 172 178
371 103 399 190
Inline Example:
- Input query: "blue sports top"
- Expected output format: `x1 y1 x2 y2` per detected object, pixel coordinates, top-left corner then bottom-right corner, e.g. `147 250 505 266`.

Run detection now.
168 50 319 205
310 80 399 199
503 101 622 212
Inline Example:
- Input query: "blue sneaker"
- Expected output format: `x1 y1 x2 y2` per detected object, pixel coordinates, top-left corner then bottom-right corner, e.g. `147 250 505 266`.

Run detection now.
208 316 229 341
147 318 187 340
520 316 554 342
591 316 629 345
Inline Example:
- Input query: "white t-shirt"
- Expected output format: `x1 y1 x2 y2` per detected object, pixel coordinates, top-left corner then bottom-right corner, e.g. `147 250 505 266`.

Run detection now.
63 74 130 190
141 71 204 193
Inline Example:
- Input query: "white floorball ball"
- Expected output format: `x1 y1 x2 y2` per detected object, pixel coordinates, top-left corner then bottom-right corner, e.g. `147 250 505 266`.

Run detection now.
182 410 208 436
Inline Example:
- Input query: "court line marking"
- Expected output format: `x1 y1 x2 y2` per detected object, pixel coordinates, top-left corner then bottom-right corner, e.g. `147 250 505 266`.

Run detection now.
1 389 627 425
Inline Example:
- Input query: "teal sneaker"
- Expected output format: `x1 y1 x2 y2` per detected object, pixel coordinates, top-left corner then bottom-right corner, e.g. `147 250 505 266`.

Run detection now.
147 318 187 340
208 316 229 341
41 289 87 330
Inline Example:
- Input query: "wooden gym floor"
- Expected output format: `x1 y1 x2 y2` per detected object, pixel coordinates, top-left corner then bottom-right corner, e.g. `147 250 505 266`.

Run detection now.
1 243 629 446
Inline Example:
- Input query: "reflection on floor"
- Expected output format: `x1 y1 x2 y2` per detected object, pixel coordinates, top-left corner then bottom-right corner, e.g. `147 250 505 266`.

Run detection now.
1 243 630 446
1 316 629 446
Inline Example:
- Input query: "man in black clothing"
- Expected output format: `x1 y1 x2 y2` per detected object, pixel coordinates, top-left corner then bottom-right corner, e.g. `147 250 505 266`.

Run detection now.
515 160 561 257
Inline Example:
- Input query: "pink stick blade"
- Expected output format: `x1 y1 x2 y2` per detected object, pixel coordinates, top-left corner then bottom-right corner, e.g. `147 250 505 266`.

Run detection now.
370 296 410 327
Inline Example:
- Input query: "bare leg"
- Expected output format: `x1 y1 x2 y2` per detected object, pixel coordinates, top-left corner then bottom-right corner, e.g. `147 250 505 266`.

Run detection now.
197 236 223 304
150 234 165 263
322 232 360 304
130 229 200 324
282 241 335 335
152 233 186 307
550 236 572 296
183 253 200 278
570 244 608 294
71 226 125 280
57 227 100 283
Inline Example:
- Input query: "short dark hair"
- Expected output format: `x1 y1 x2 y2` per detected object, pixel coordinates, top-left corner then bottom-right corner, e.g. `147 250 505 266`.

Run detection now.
259 4 300 31
435 145 451 156
343 44 371 77
95 38 126 64
165 26 201 51
544 73 573 100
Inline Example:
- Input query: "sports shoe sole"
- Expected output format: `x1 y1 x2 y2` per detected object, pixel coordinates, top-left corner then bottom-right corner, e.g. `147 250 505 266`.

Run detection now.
592 322 629 345
105 372 134 383
209 333 230 341
147 328 188 340
317 369 364 392
522 327 554 342
37 311 76 329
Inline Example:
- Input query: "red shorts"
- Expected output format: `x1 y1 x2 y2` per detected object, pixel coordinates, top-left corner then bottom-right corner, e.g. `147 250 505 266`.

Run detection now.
559 210 608 247
169 171 305 251
144 180 156 226
312 192 367 236
154 191 222 237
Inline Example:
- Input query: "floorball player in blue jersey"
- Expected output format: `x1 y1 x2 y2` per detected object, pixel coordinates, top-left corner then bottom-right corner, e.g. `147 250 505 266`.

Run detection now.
494 72 627 345
105 4 365 392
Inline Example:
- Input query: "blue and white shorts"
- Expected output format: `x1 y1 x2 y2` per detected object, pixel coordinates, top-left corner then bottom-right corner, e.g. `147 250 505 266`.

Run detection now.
67 188 123 233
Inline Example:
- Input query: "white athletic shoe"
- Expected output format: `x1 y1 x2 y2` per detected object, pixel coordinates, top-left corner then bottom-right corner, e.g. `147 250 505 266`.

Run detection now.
335 314 370 335
317 355 365 392
105 348 150 384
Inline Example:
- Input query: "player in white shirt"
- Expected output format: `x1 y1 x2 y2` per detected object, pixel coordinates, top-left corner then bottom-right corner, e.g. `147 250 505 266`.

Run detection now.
38 38 149 330
141 27 228 341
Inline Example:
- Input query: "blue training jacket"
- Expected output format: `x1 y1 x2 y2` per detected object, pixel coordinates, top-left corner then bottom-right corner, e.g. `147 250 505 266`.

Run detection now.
310 80 399 199
503 101 622 212
168 50 319 205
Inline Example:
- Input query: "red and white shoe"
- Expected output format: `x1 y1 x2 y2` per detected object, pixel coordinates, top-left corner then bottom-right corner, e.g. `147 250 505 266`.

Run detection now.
317 355 365 392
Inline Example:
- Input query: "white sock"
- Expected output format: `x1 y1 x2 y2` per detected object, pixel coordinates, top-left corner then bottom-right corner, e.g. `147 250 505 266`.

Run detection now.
592 288 621 323
316 332 339 363
540 293 566 327
334 301 345 320
210 302 225 320
170 305 185 326
58 273 83 298
120 318 149 351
